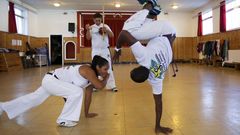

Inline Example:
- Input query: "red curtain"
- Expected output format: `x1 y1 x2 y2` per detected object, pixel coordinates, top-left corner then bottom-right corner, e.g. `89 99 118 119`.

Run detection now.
197 12 203 36
82 16 92 47
220 1 226 32
81 13 131 47
8 2 17 33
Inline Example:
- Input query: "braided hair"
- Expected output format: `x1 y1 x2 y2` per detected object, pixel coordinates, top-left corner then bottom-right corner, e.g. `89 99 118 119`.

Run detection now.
91 55 109 76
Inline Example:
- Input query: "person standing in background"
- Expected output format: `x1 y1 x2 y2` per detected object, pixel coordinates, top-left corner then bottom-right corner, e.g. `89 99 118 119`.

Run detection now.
85 13 118 92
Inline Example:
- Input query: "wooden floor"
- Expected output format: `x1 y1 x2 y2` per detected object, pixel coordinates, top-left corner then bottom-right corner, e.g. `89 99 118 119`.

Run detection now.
0 64 240 135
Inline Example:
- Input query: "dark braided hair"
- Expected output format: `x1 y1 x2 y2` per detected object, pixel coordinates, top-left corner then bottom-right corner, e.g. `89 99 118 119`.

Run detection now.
91 55 109 76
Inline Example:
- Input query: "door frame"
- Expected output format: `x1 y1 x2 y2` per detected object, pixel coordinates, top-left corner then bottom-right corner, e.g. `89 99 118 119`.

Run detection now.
49 34 64 66
64 41 77 60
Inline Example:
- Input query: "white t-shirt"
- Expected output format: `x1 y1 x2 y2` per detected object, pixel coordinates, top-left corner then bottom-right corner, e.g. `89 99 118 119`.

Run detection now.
54 65 89 88
90 23 112 49
130 37 173 95
154 20 176 35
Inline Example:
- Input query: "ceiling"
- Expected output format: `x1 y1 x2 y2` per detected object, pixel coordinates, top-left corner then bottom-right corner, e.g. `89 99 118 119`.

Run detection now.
19 0 213 12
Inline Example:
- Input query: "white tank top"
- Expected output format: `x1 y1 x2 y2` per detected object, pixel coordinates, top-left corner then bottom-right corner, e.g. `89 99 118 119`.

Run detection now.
54 65 89 88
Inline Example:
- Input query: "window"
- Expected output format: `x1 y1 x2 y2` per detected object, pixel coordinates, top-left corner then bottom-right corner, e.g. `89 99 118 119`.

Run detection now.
202 10 213 35
226 0 240 30
14 7 28 35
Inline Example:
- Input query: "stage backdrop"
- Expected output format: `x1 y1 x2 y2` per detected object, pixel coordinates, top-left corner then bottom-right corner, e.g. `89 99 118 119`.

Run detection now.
77 11 134 50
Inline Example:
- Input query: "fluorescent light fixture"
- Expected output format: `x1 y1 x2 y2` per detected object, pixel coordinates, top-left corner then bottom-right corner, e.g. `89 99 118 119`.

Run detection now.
115 3 121 8
172 5 178 9
54 2 61 7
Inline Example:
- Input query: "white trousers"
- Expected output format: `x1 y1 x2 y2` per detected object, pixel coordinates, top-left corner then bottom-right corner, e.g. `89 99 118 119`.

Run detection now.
92 48 116 89
123 9 175 40
1 74 83 123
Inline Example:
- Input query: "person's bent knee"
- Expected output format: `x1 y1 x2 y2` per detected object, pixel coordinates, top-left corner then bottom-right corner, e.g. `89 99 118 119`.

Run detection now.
117 30 138 46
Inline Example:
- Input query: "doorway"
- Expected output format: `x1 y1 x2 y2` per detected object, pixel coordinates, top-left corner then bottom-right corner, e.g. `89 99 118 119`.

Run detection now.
50 35 62 65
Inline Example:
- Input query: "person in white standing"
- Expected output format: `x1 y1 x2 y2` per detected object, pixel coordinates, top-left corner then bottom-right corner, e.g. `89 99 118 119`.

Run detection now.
0 56 109 127
113 0 176 134
86 13 118 92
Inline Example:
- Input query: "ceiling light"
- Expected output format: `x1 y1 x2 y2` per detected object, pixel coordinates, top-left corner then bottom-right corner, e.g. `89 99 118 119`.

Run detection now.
115 3 121 8
53 2 61 7
172 5 178 9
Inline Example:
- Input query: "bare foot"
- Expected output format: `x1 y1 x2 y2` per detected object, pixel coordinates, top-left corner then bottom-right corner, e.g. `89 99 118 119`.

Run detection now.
155 126 173 134
85 113 98 118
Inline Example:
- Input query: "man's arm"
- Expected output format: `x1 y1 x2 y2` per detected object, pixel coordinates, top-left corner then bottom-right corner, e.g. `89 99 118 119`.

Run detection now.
86 24 92 40
113 30 138 61
101 25 114 38
80 66 109 90
105 27 114 38
84 84 98 118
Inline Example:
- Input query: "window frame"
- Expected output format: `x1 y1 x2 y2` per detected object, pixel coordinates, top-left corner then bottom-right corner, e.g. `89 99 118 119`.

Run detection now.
202 10 213 35
226 0 240 31
14 6 28 35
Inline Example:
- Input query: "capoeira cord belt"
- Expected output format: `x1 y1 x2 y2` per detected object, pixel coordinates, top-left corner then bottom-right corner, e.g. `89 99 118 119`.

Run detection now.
47 72 59 80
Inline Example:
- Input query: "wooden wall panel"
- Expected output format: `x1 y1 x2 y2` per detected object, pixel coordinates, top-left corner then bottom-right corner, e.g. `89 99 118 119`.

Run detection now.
173 37 196 61
63 37 79 63
64 37 77 44
2 29 239 64
0 31 7 48
30 37 49 48
6 33 28 51
79 48 92 63
0 31 49 52
198 29 240 50
192 37 199 59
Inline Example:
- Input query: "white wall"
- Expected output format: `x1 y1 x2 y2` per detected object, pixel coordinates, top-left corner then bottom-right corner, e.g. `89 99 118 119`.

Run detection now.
158 12 195 37
37 10 77 37
0 0 9 32
2 0 222 38
192 15 198 37
36 10 194 37
36 10 193 37
28 11 38 37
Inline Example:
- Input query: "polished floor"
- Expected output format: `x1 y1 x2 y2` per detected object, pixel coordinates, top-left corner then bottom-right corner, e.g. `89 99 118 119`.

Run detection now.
0 64 240 135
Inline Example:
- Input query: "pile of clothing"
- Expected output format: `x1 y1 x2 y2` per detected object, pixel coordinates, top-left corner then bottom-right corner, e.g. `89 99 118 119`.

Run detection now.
197 40 229 61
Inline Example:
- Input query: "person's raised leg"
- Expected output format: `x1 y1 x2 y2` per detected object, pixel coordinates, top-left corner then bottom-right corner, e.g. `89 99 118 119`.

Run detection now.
123 5 164 40
116 30 138 49
114 30 147 63
122 1 157 33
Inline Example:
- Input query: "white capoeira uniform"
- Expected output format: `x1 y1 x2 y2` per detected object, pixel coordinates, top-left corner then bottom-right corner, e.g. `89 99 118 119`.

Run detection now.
123 9 176 41
131 38 173 94
123 9 175 95
90 23 116 89
1 65 89 123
